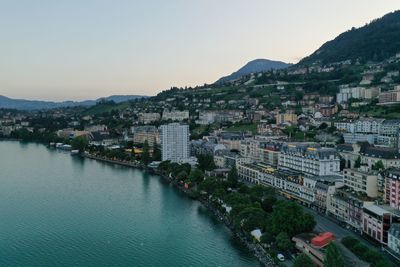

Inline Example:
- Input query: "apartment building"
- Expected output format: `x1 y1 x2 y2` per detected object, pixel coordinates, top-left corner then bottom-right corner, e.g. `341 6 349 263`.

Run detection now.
131 126 160 147
362 204 399 245
278 143 340 176
343 166 378 198
384 168 400 210
275 112 298 125
162 110 189 122
138 112 161 124
160 123 190 163
379 88 400 105
327 186 373 232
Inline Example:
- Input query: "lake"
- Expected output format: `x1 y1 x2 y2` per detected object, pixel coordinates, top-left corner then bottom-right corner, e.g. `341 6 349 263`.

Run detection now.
0 141 258 266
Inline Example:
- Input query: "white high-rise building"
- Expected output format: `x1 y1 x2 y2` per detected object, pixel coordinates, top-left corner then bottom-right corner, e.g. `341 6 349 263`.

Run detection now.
161 123 190 163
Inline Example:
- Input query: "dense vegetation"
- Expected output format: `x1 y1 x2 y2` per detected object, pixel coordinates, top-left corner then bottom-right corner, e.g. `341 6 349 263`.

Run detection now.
157 160 317 261
300 11 400 65
341 236 394 267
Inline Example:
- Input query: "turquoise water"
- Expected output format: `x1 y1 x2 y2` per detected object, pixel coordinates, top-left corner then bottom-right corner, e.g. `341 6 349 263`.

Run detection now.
0 141 258 266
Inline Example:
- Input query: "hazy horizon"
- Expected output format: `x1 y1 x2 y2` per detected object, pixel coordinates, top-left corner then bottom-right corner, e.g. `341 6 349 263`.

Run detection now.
1 0 399 101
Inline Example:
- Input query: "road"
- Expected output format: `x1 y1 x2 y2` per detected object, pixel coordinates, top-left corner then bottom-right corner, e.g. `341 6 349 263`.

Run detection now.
304 208 358 240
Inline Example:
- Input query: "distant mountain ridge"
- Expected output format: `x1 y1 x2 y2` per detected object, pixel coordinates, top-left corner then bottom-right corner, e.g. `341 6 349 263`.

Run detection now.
0 95 147 110
299 10 400 65
215 59 291 84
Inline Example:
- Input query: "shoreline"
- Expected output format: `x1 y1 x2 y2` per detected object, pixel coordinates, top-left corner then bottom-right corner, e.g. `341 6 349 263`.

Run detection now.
0 140 274 266
80 152 275 266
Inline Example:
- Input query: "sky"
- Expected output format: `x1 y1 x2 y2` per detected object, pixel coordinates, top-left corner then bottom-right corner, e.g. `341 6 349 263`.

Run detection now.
0 1 399 101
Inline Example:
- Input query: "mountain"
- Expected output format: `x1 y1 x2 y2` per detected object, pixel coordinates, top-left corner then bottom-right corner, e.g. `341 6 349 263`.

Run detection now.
215 59 291 84
0 95 147 110
299 10 400 65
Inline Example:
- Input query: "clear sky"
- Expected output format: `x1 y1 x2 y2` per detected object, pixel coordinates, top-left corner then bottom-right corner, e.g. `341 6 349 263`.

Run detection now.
0 0 399 101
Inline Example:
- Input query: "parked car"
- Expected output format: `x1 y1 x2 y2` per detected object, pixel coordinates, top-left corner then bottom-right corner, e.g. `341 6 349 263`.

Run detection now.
277 253 285 262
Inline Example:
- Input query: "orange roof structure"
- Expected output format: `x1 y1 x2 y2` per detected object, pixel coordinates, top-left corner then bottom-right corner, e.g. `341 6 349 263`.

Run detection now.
311 232 334 247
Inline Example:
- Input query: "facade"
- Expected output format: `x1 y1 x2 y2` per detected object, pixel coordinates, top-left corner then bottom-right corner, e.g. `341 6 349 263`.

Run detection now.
292 233 330 267
384 168 400 210
218 132 248 151
138 112 161 124
160 123 190 163
314 180 343 213
379 89 400 105
327 186 372 232
278 143 340 176
336 87 380 104
337 143 400 170
196 111 216 125
191 140 225 156
132 126 160 147
162 110 189 122
388 224 400 255
261 146 280 167
240 139 262 163
362 204 395 244
343 167 378 198
275 112 298 125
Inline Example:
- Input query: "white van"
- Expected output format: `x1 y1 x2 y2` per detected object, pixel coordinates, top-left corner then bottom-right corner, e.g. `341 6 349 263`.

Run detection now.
277 253 285 261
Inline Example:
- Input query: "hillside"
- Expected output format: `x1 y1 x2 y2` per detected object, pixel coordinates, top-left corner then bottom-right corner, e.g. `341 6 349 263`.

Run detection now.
0 95 147 110
299 10 400 65
215 59 290 84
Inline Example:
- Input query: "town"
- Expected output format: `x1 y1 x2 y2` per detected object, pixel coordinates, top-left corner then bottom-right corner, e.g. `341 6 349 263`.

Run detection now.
2 44 400 266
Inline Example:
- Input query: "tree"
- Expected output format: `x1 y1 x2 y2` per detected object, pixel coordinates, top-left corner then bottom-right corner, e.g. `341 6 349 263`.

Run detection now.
325 242 344 267
354 156 361 168
261 195 276 213
188 168 204 184
293 253 315 267
197 154 216 171
269 201 316 236
141 140 151 165
71 136 88 152
152 145 161 161
372 160 384 171
260 231 274 245
276 232 292 251
227 167 239 188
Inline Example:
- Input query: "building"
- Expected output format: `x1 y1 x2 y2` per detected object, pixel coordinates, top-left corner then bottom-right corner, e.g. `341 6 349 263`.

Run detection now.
138 112 161 124
196 111 216 125
379 88 400 105
354 118 384 134
84 125 108 132
362 204 399 245
261 143 281 167
314 180 343 214
384 168 400 210
278 143 340 176
218 132 248 151
292 233 334 267
376 119 400 148
343 166 378 198
160 123 190 163
336 87 380 104
327 186 372 232
334 121 355 133
162 110 189 122
342 133 376 145
338 143 400 170
131 126 160 147
240 139 262 163
275 112 298 125
191 139 226 156
388 224 400 255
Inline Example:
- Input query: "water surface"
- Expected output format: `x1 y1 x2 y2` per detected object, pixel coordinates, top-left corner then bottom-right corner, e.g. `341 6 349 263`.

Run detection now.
0 141 258 266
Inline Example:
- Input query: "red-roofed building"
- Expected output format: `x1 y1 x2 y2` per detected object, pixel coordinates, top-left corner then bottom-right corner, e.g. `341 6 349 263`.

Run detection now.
311 232 335 247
